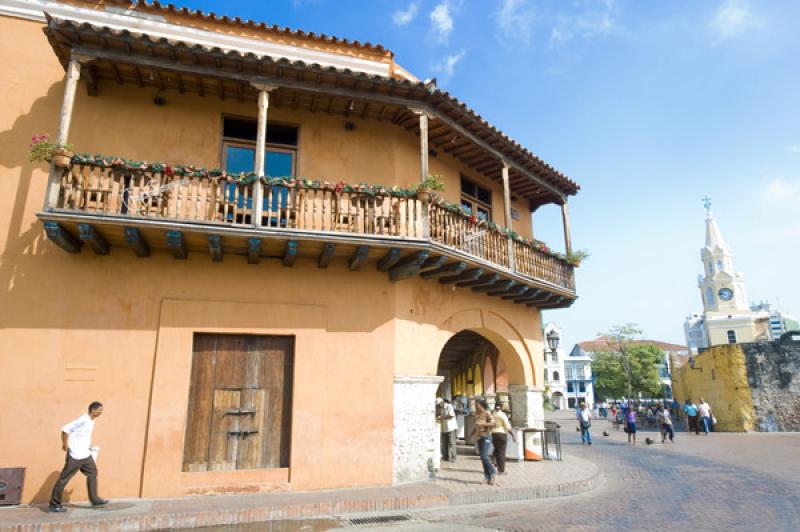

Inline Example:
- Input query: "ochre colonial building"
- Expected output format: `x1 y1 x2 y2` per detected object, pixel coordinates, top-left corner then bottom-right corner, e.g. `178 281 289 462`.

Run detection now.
0 0 580 503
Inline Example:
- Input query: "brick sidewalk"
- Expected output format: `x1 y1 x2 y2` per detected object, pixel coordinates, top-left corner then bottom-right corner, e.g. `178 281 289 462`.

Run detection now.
0 444 599 531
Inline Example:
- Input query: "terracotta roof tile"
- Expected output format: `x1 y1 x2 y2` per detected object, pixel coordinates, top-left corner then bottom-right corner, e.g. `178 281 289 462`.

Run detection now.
577 336 688 353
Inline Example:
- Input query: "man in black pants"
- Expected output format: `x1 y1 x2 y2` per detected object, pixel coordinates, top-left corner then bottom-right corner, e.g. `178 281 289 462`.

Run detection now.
48 401 109 512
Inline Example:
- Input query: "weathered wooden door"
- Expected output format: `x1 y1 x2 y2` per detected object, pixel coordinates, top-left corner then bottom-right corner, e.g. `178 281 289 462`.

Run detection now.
182 334 294 472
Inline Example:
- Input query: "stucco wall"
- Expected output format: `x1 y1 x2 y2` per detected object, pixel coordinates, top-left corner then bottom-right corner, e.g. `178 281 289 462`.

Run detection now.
671 344 755 432
0 13 546 502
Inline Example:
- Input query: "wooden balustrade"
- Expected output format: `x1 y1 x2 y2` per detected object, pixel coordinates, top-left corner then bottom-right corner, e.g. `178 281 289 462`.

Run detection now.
428 202 510 269
52 161 573 291
513 239 575 290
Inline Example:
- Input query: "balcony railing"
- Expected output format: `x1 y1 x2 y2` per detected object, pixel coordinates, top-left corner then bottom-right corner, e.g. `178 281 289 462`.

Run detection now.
46 156 575 293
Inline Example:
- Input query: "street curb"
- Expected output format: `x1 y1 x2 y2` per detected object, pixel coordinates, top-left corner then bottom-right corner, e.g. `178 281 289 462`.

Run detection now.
1 469 602 531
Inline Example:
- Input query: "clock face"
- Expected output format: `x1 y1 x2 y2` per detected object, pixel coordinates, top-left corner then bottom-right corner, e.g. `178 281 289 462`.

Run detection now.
718 288 734 301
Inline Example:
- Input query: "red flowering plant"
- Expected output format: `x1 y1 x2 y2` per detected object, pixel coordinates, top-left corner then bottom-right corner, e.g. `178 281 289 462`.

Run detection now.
28 134 72 163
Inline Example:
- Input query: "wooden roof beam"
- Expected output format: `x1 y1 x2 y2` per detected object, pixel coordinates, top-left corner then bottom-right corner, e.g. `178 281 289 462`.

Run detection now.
67 43 568 200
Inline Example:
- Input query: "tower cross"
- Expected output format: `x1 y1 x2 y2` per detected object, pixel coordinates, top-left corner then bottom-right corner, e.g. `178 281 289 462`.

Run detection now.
702 196 712 215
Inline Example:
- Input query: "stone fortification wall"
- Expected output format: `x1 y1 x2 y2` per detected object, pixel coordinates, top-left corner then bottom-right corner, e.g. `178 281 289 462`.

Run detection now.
742 334 800 432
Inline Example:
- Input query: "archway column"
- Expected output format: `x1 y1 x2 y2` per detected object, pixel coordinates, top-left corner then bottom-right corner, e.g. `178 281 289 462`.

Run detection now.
509 384 546 428
393 375 443 484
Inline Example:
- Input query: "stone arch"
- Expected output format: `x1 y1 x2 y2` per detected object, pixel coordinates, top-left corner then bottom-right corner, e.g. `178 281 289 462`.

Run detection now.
434 308 536 387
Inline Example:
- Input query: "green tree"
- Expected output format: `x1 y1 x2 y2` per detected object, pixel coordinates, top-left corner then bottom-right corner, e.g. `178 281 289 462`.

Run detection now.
626 344 663 398
599 323 643 399
592 351 627 400
593 324 666 400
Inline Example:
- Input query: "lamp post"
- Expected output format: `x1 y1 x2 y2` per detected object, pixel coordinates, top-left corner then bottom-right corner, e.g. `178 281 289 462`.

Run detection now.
546 329 560 407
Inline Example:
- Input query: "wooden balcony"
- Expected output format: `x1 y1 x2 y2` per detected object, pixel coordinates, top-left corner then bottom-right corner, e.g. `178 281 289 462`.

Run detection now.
38 157 576 309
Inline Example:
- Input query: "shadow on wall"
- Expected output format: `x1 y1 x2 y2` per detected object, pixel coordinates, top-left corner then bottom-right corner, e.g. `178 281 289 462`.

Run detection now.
29 470 63 506
0 80 63 301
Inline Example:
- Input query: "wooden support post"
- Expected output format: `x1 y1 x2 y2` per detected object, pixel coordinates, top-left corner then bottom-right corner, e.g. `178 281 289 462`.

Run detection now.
77 224 110 255
166 230 187 259
251 84 275 227
561 201 572 257
283 240 298 267
440 267 483 285
420 261 466 280
45 56 81 210
376 248 402 271
502 163 515 271
318 242 336 268
526 293 558 307
501 285 529 300
483 280 514 295
44 222 81 253
538 295 567 309
208 235 223 262
456 272 499 288
420 113 429 181
348 245 370 271
514 287 542 304
419 255 447 272
247 238 261 264
389 250 430 281
124 227 150 257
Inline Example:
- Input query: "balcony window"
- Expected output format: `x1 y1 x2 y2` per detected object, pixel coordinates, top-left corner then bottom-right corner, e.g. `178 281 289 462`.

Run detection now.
460 176 492 221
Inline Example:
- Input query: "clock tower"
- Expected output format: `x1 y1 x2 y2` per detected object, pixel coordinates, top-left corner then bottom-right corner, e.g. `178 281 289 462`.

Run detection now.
698 206 749 315
684 198 768 349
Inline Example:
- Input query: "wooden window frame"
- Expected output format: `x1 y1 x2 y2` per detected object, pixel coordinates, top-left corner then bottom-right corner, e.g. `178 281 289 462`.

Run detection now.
219 114 300 173
460 175 493 222
221 140 297 176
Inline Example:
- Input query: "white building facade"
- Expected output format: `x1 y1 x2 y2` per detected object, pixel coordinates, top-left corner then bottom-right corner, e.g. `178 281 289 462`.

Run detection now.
543 322 567 410
564 346 595 409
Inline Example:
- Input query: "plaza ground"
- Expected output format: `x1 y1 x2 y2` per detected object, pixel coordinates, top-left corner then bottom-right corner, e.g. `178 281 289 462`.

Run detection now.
2 410 799 531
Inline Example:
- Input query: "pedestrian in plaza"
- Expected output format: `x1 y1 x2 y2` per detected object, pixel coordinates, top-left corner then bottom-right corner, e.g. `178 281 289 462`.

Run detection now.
657 404 675 443
438 398 458 462
470 400 497 485
697 397 713 435
684 399 699 435
625 405 637 445
577 402 593 445
48 401 109 513
491 403 516 474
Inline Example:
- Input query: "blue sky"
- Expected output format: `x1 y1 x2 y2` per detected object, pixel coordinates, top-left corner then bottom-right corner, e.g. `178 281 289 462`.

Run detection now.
189 0 799 348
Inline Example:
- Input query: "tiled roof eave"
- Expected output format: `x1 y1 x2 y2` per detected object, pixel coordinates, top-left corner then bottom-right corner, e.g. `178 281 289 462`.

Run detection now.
44 14 580 197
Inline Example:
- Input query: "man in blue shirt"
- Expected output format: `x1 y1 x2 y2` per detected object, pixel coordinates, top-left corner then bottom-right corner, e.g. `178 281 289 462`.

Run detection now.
683 399 699 435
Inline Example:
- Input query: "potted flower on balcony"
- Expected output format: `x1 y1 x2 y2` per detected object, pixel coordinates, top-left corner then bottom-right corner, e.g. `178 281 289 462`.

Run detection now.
566 249 590 267
28 134 73 169
415 174 445 203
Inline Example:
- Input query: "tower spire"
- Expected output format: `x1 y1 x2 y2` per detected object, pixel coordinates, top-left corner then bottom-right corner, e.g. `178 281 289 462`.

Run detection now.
703 196 727 251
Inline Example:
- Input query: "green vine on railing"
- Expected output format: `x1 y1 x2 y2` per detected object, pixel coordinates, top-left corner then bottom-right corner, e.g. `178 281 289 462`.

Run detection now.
67 153 575 265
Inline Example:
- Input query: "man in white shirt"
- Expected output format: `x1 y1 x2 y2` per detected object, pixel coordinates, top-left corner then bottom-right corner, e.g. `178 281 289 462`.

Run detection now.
48 401 109 512
491 403 516 474
438 399 459 463
577 402 592 445
697 397 713 436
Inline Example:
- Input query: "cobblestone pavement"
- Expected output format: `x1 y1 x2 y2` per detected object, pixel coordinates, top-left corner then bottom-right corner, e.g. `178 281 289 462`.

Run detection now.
404 412 800 531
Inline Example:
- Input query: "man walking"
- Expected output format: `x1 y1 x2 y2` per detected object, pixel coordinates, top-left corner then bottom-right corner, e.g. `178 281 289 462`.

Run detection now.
697 397 713 435
577 402 592 445
469 400 497 485
683 399 699 435
48 402 109 512
491 403 516 474
438 398 458 463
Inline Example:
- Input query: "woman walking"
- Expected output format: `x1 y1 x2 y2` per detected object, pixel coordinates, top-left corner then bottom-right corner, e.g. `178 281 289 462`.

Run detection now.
470 400 497 485
625 406 638 445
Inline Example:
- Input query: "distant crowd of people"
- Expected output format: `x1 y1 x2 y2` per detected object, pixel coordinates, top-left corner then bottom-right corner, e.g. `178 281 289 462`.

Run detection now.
576 397 715 446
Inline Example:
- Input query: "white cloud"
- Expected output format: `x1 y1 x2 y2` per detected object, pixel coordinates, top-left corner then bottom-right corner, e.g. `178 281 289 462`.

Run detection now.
495 0 535 46
786 144 800 154
433 50 466 80
430 2 454 41
765 178 800 202
393 2 418 26
549 0 618 47
710 0 756 40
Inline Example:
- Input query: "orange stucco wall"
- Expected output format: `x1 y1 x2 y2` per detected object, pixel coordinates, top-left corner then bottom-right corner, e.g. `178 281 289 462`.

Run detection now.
0 13 543 503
